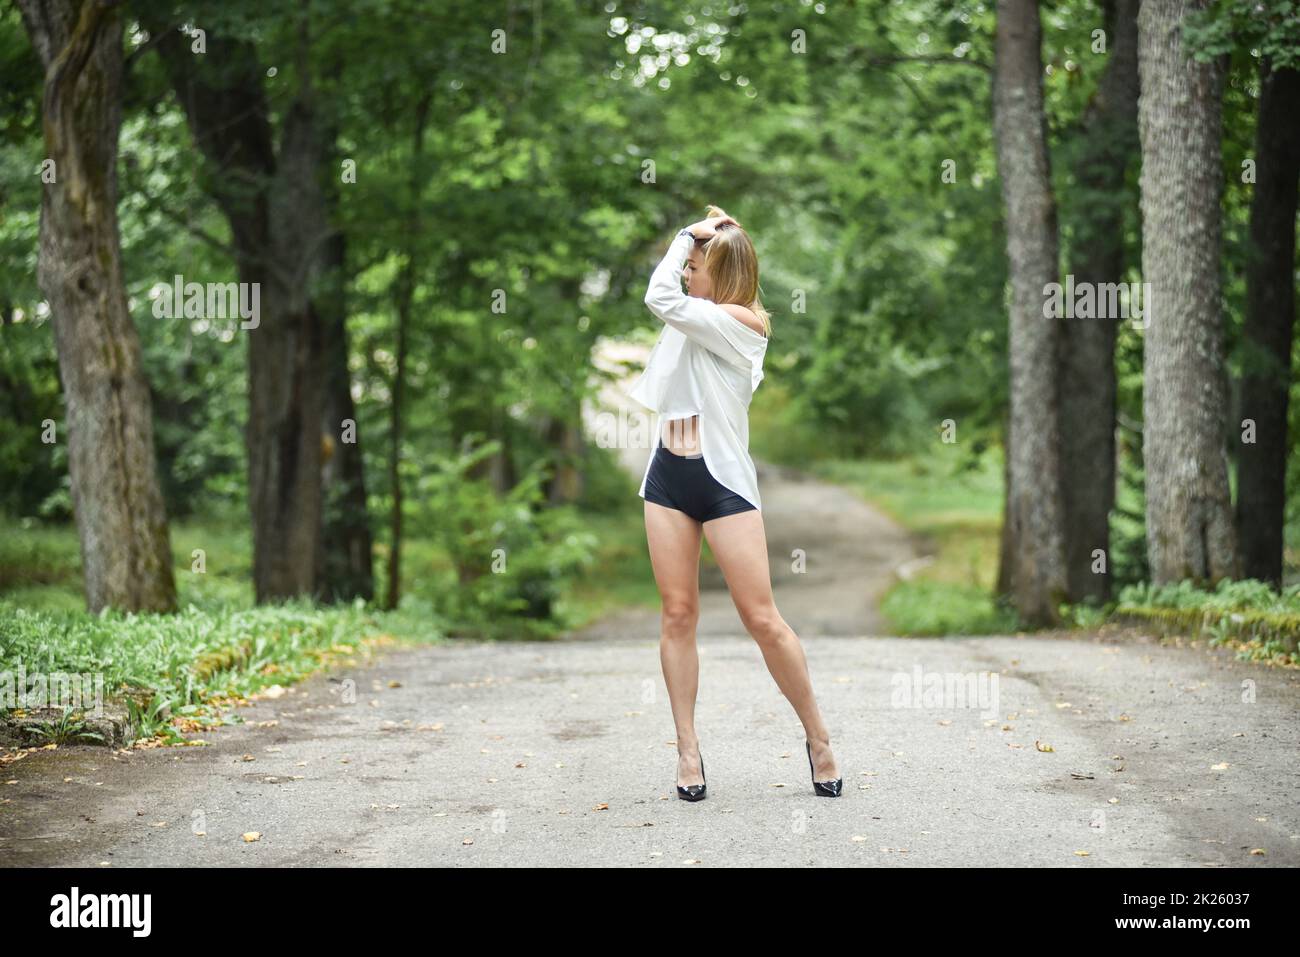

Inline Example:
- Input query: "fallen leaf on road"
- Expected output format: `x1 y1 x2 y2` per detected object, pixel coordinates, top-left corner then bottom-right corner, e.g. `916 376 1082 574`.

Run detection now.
1249 848 1266 856
593 803 609 810
1074 850 1090 856
242 832 261 842
1035 741 1054 752
1211 762 1229 771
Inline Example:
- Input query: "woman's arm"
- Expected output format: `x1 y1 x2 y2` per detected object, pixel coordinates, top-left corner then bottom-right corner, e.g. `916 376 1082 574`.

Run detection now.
642 230 765 367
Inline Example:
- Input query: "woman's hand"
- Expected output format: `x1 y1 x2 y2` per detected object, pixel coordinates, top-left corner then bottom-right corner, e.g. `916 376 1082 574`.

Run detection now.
685 214 739 240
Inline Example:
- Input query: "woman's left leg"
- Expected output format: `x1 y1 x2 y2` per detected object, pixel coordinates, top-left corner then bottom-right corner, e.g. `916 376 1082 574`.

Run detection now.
702 509 840 783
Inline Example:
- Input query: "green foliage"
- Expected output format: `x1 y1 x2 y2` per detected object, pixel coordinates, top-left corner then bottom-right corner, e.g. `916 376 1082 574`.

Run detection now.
1115 578 1300 664
0 598 444 745
881 580 1019 637
124 692 184 746
1109 433 1150 589
23 706 106 746
800 318 951 458
408 442 599 638
1183 0 1300 70
1118 577 1300 614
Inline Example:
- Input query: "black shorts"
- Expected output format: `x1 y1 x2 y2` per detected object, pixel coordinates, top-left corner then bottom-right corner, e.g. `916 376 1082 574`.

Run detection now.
644 439 757 523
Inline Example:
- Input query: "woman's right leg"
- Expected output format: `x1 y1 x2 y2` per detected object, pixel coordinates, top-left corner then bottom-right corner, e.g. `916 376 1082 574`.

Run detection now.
645 499 704 788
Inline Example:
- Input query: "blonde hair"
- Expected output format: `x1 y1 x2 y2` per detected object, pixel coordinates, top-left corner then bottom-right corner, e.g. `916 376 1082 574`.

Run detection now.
698 204 771 338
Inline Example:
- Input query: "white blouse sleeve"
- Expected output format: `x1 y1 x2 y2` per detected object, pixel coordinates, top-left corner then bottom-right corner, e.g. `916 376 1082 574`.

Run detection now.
643 231 767 385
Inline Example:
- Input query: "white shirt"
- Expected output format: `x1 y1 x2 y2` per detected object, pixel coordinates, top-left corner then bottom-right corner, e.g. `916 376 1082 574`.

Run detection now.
626 230 769 511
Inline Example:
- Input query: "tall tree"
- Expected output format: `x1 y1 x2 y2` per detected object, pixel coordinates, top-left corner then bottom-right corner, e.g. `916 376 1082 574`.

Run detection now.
993 0 1068 625
385 93 430 611
146 9 345 601
1137 0 1238 584
18 0 176 613
1059 0 1140 603
1236 59 1300 587
317 210 373 602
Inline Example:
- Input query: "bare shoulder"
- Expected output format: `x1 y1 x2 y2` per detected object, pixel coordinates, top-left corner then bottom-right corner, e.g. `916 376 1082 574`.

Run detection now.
717 303 766 337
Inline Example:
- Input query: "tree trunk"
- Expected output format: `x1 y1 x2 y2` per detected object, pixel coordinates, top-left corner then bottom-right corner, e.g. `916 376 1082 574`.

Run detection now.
385 94 431 611
542 280 587 506
995 409 1013 598
318 227 374 602
18 0 177 613
1137 0 1238 584
149 16 328 601
1236 61 1300 588
1060 0 1140 603
543 412 586 505
254 89 327 601
993 0 1068 626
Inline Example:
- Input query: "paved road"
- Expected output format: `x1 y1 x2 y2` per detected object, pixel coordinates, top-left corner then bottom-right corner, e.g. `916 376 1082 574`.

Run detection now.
2 457 1297 866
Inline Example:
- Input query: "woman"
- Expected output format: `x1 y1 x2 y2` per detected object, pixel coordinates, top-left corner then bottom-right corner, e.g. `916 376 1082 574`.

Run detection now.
626 206 843 801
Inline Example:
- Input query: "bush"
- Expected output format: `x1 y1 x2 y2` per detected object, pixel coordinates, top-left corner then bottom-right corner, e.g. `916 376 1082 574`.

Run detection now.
410 441 598 638
1113 578 1300 663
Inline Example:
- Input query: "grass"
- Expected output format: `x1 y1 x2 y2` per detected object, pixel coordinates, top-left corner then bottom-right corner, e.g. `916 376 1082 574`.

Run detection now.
1114 578 1300 666
0 598 433 746
563 509 662 623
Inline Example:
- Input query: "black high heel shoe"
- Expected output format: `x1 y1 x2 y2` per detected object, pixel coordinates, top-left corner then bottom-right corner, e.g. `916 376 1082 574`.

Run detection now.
806 739 842 797
676 750 706 801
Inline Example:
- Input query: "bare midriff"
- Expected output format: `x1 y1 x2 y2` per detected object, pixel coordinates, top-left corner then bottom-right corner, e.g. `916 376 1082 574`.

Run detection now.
661 414 701 456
